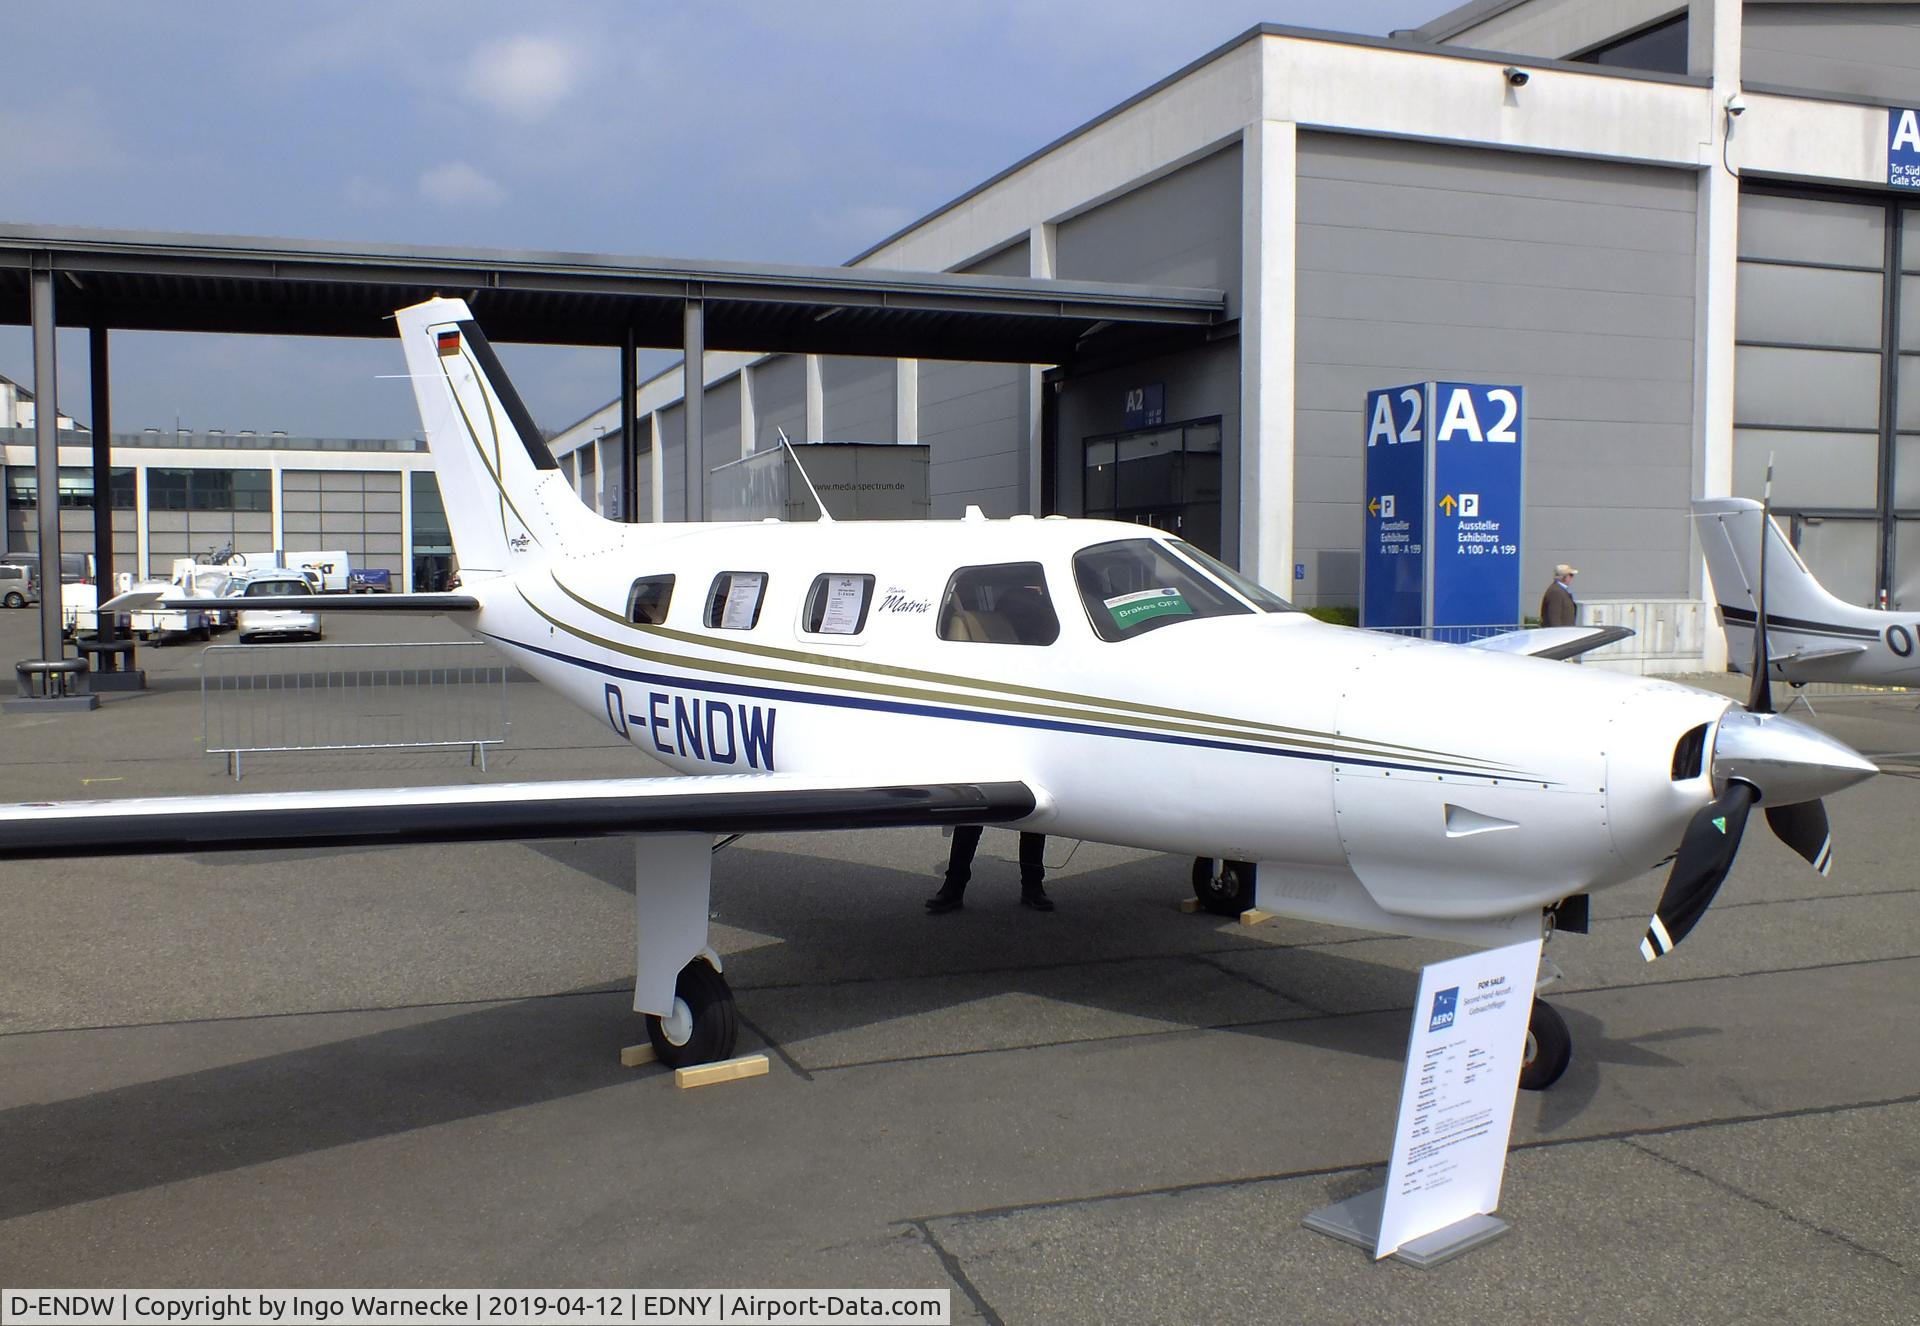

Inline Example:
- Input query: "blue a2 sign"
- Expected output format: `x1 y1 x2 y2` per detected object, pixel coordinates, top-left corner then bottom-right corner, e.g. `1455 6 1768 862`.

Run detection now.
1361 383 1428 628
1431 383 1524 630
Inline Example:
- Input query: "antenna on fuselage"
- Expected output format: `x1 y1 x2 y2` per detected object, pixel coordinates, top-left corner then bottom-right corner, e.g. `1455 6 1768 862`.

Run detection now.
777 427 834 522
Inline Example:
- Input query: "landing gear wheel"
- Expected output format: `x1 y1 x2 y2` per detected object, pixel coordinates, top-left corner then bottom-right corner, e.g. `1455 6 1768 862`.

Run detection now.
1519 998 1571 1091
1191 857 1257 918
644 959 738 1068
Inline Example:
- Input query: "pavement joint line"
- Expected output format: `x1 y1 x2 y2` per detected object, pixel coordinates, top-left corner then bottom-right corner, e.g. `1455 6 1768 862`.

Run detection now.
1617 1136 1908 1270
908 1093 1920 1231
735 1011 814 1083
1583 884 1919 925
1186 950 1337 1016
905 1219 1004 1326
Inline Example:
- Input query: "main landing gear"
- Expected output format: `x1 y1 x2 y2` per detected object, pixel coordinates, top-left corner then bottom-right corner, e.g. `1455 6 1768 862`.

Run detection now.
1191 857 1257 917
644 957 739 1067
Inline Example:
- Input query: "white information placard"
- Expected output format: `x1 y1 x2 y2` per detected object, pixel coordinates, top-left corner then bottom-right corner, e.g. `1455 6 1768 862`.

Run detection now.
720 573 765 629
818 575 868 634
1375 937 1541 1259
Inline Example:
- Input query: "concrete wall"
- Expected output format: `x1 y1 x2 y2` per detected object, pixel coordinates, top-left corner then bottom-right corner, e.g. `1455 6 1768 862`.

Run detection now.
281 470 406 576
1056 145 1243 317
658 404 687 521
1743 4 1920 103
822 356 897 442
917 240 1032 518
1292 133 1699 608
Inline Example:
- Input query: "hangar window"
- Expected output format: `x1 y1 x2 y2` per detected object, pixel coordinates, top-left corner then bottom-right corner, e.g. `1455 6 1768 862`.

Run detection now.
626 575 675 625
1072 538 1248 642
801 573 874 636
705 572 768 630
937 562 1060 645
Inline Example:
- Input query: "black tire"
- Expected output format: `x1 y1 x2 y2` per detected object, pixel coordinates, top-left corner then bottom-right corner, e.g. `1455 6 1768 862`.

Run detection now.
1191 857 1257 917
1519 998 1571 1091
2 591 22 609
644 959 738 1068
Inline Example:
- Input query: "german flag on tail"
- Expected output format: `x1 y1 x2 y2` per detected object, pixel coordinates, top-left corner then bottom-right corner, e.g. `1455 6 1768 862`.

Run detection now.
436 329 461 357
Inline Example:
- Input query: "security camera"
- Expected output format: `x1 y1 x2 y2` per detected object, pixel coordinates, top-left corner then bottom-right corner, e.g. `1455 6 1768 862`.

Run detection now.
1503 66 1529 88
1726 93 1747 117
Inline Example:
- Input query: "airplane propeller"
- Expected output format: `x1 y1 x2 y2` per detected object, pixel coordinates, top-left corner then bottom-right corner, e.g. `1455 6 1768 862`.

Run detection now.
1644 456 1870 961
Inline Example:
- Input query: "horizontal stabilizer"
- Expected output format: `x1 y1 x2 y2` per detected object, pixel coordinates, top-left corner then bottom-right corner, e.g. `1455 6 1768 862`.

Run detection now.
1468 624 1634 661
0 775 1037 860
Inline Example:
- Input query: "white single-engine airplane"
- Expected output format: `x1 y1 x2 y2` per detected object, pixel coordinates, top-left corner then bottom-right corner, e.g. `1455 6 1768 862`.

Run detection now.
0 299 1880 1091
1695 495 1920 690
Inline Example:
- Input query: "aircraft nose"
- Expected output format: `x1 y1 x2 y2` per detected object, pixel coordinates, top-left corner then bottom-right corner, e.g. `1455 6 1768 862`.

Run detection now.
1711 709 1879 805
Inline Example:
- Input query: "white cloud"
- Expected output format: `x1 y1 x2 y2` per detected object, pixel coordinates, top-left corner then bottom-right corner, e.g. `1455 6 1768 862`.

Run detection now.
418 161 506 208
462 34 582 120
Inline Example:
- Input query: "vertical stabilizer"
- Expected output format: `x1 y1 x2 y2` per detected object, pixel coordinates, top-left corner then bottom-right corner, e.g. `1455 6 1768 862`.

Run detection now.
1692 497 1865 671
396 297 600 577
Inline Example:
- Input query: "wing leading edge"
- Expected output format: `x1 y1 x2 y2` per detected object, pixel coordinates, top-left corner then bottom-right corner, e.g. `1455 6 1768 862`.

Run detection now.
0 775 1038 861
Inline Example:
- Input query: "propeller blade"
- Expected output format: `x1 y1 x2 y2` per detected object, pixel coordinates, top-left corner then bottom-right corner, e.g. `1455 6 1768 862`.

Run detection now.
1640 781 1760 962
1765 799 1833 876
1746 457 1776 715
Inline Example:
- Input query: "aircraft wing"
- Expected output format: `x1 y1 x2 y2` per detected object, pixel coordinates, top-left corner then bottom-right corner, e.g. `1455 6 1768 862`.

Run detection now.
0 774 1037 861
100 590 479 614
1466 624 1635 661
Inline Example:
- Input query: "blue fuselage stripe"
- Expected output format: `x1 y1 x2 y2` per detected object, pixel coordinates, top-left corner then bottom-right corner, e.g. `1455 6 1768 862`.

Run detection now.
487 631 1486 778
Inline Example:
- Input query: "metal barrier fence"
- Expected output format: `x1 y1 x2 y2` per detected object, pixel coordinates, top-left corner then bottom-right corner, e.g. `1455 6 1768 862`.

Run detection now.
1367 623 1520 645
201 640 508 779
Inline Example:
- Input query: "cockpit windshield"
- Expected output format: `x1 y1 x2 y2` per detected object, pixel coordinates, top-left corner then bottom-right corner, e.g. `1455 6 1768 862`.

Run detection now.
1072 538 1251 642
1168 540 1297 613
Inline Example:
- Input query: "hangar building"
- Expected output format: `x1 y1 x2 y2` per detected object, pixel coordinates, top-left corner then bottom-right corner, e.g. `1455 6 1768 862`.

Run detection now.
551 0 1920 673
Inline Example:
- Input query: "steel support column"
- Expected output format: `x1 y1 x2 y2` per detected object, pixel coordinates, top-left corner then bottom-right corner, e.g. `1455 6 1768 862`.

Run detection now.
620 324 638 523
31 264 63 661
89 325 116 643
683 298 705 521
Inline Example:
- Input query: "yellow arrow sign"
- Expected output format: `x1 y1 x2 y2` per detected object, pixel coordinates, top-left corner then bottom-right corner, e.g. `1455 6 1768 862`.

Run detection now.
1438 494 1458 515
1368 498 1380 516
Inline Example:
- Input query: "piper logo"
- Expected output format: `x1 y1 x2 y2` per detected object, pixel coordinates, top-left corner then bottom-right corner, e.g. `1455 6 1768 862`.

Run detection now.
1428 986 1459 1032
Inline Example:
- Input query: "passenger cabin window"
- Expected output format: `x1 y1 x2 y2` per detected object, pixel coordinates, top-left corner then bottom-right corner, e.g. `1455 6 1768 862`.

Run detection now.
1168 540 1297 613
1073 538 1250 642
626 574 675 625
706 572 767 630
802 573 875 636
937 562 1060 645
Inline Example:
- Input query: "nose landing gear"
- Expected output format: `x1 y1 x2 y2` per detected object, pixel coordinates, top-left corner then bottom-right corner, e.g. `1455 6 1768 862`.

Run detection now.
1518 998 1571 1091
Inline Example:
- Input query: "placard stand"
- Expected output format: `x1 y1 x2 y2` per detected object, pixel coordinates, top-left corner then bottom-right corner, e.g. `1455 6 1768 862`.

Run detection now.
1304 937 1541 1267
1303 1188 1509 1269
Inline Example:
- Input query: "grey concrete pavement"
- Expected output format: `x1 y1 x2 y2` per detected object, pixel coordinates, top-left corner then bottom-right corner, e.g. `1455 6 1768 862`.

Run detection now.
0 609 1915 1321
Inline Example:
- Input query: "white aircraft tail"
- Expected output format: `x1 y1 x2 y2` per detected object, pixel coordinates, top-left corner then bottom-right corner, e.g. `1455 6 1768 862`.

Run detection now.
396 297 604 577
1692 497 1874 669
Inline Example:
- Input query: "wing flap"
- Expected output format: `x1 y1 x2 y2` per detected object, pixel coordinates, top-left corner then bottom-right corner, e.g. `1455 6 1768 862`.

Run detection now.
0 775 1037 860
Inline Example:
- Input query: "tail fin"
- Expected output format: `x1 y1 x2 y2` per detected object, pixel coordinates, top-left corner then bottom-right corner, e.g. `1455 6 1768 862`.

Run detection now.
396 297 602 577
1692 497 1855 669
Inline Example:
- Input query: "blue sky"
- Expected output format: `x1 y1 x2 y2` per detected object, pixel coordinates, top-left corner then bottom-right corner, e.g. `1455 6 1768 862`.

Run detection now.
2 1 1439 438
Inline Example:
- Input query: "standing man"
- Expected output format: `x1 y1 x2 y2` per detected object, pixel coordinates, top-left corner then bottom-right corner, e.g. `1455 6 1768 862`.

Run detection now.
1541 563 1578 627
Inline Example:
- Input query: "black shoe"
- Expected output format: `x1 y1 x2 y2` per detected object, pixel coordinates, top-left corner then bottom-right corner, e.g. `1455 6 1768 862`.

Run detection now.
1020 887 1055 912
926 887 965 914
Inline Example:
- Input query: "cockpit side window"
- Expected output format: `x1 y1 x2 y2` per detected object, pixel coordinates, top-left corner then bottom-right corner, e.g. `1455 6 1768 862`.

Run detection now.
626 574 675 625
705 572 767 630
1072 538 1250 642
937 562 1060 645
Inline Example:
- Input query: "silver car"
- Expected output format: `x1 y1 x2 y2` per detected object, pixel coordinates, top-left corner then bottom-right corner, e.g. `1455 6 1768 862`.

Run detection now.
236 574 322 642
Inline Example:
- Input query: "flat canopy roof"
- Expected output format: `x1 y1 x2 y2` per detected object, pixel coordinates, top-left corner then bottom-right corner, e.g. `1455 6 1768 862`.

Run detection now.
0 224 1227 365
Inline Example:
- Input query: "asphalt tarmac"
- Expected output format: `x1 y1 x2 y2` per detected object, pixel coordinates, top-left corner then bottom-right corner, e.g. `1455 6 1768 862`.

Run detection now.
0 609 1915 1323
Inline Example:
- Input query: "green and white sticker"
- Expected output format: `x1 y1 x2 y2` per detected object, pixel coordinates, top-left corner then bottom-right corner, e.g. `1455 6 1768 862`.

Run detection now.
1106 587 1192 629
